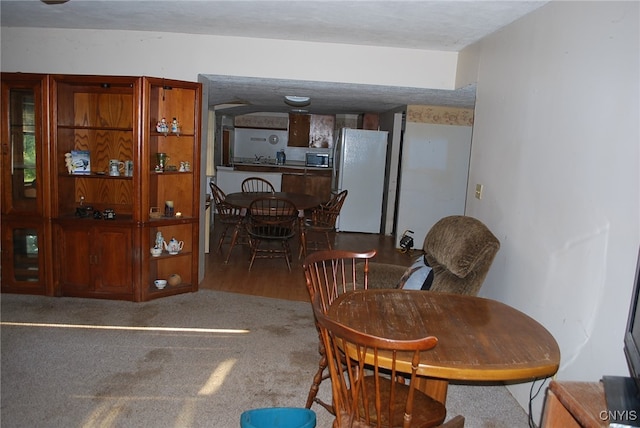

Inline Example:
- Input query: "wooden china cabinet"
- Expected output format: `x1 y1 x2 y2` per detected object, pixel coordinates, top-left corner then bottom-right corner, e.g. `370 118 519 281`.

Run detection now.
1 72 202 302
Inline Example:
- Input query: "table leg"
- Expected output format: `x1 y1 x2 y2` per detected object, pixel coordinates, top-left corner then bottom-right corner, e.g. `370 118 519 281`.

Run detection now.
414 377 449 404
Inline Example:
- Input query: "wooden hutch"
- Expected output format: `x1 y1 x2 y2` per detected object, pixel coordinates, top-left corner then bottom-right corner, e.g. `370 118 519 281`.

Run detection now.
1 73 202 301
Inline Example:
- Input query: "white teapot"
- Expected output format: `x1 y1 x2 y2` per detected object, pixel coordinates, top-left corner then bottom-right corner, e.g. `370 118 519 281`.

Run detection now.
163 237 184 255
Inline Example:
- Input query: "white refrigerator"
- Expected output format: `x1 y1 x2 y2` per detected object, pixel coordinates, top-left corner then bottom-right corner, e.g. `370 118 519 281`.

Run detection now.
332 128 388 233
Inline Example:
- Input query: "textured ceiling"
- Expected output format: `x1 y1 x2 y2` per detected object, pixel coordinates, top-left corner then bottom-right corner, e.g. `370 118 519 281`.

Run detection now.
1 0 548 115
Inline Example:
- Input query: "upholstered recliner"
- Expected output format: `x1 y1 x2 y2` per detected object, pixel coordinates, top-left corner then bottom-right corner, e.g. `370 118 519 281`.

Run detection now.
367 215 501 295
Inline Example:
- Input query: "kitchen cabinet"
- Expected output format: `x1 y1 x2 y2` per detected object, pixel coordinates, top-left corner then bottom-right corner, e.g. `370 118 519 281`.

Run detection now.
309 114 335 148
288 113 310 147
281 172 332 203
0 73 52 295
359 113 380 130
288 113 336 148
215 168 282 194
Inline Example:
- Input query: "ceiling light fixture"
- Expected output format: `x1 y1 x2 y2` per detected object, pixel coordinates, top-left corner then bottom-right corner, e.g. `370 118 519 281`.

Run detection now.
284 95 311 107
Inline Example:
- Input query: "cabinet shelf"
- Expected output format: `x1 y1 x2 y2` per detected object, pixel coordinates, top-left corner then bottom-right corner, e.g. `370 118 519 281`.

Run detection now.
147 282 193 296
56 215 135 224
150 131 195 137
151 171 193 175
149 251 192 260
59 173 133 179
58 125 133 132
147 216 195 225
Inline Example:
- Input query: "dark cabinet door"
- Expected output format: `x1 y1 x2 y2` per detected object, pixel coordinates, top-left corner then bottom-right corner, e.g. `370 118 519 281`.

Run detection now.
57 223 134 297
281 173 332 203
281 173 306 194
57 226 92 293
306 175 332 203
1 220 46 294
94 227 133 293
288 113 310 147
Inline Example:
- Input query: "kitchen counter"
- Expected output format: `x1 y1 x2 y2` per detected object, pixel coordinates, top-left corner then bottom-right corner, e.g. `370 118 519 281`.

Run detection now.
215 161 333 202
220 158 332 174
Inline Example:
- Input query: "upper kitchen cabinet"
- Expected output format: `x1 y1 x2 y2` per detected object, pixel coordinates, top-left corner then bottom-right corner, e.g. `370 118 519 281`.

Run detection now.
288 113 336 147
288 113 310 147
1 73 52 295
309 114 335 148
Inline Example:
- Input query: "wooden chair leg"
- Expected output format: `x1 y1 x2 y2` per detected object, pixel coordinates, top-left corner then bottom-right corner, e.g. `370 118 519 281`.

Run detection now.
217 225 229 254
283 240 292 272
306 334 335 415
224 224 241 264
299 228 307 260
248 238 259 271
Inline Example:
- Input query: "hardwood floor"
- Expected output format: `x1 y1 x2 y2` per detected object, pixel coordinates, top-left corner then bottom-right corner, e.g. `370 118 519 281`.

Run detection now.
200 216 416 302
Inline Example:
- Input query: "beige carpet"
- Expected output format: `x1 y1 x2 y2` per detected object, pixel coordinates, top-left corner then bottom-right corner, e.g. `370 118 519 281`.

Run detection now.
1 290 529 427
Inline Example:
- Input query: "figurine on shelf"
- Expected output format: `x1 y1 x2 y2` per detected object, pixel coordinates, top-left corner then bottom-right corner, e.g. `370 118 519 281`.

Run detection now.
64 152 73 174
156 117 169 134
155 231 165 249
171 117 180 134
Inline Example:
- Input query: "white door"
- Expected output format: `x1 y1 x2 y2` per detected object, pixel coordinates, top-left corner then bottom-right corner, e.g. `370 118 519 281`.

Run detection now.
395 122 472 247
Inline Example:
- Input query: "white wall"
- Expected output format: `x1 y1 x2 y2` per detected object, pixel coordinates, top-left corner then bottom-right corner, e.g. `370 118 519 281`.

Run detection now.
466 1 640 420
0 27 458 90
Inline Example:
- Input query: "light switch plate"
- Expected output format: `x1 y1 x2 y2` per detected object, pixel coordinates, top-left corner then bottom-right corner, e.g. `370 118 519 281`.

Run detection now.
475 184 483 200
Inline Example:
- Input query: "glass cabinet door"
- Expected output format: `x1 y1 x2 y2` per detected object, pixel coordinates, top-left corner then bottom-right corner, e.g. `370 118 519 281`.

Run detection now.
4 88 39 213
8 225 41 283
1 74 48 294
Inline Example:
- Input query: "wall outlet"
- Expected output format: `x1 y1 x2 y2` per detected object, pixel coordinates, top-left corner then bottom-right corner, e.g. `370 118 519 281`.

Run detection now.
475 184 484 200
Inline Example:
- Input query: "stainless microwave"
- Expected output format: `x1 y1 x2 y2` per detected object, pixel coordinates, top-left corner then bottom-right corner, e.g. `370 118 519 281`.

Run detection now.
305 152 331 168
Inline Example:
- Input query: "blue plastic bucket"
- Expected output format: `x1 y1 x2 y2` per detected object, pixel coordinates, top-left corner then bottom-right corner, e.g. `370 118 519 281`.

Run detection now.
240 407 316 428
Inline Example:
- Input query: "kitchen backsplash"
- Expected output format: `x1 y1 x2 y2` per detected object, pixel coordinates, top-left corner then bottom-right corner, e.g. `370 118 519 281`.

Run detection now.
232 128 331 162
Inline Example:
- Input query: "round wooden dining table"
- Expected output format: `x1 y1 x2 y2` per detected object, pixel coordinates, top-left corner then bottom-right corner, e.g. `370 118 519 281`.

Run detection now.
327 289 561 404
224 191 322 211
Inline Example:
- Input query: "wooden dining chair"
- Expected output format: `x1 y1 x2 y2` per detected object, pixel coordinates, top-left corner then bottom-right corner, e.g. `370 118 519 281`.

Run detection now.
241 176 276 193
246 196 299 271
312 294 449 428
299 189 348 259
303 249 377 414
210 182 246 263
